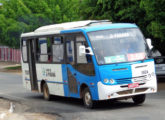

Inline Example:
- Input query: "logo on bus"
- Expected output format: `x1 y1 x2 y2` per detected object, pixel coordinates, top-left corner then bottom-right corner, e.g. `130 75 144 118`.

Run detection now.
42 68 56 77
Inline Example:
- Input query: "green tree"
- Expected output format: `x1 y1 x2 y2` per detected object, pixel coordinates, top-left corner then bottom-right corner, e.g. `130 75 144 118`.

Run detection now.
0 0 80 48
79 0 165 55
141 0 165 55
0 14 7 45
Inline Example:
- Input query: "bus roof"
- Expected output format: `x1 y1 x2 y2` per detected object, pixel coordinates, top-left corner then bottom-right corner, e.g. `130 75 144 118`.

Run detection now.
61 23 137 34
21 20 137 38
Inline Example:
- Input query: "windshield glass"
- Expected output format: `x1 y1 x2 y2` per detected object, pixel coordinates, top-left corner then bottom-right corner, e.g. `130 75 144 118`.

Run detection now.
88 28 148 65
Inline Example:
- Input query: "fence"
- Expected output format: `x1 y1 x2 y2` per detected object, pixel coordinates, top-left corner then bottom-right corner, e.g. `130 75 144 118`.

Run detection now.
0 46 21 63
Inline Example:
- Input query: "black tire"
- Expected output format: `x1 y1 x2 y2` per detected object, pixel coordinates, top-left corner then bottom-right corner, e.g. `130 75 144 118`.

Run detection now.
83 88 95 108
132 94 146 105
43 83 51 101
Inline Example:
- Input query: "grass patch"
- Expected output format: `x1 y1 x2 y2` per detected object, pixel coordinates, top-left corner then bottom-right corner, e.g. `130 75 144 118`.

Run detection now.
5 66 21 70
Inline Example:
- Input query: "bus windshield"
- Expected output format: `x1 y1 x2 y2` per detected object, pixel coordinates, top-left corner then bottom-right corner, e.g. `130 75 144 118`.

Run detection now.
88 28 148 65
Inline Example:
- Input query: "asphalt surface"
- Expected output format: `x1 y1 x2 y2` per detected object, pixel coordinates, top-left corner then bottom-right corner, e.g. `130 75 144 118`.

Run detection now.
0 72 165 120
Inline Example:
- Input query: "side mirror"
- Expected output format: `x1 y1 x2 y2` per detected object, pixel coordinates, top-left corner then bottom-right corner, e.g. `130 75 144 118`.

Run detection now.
79 45 94 56
86 47 94 55
146 38 153 50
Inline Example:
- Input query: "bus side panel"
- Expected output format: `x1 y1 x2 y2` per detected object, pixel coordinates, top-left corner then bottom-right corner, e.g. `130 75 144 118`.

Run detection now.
62 64 70 97
21 62 31 90
62 64 99 100
36 64 64 96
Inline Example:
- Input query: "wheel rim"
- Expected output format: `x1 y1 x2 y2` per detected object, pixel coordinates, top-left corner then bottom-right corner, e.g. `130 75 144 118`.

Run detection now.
84 92 91 106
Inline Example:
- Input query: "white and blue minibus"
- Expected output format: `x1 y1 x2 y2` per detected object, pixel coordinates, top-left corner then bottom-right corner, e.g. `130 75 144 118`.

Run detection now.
21 20 157 108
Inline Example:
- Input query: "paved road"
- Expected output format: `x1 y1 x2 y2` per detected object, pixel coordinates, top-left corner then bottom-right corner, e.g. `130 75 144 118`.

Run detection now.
0 72 165 120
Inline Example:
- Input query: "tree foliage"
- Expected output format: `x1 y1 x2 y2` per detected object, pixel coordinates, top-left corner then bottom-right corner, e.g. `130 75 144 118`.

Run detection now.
0 0 80 48
79 0 165 55
0 0 165 55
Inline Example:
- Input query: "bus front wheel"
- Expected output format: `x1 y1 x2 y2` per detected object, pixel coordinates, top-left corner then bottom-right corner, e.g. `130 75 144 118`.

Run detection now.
83 88 95 108
132 94 146 105
43 83 51 101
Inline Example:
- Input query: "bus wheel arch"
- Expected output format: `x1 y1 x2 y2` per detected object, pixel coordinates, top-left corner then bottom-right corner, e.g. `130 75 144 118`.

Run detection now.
41 80 51 101
80 83 88 98
80 84 95 108
40 80 46 93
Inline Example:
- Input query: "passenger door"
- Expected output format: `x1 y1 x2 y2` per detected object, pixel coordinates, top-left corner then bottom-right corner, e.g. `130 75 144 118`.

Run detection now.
65 36 78 94
27 39 38 91
64 34 95 96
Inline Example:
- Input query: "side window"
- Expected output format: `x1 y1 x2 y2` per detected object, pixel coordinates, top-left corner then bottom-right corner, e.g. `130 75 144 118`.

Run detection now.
66 38 75 64
76 35 92 64
75 35 95 76
52 36 64 62
65 34 95 76
36 37 52 62
77 42 87 63
22 40 27 62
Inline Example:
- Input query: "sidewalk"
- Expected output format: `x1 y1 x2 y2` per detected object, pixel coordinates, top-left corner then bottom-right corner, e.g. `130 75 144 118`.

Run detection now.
0 62 21 74
0 98 56 120
0 63 20 69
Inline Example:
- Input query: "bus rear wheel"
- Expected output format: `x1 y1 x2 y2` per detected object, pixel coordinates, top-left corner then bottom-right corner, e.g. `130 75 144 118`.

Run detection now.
132 94 146 105
83 88 95 108
43 83 51 101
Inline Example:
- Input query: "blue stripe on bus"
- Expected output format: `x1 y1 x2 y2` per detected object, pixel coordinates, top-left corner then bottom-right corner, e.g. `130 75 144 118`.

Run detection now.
85 23 137 32
61 23 137 34
41 81 67 84
25 78 30 81
25 78 68 85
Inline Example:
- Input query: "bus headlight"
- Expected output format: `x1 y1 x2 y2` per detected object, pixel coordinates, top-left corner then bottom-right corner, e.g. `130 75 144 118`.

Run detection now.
103 78 116 84
104 79 109 83
110 79 115 84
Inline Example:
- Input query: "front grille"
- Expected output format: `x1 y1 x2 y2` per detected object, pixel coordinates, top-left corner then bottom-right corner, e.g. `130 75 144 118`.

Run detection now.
116 79 132 85
117 88 148 95
135 88 148 93
116 75 147 85
133 75 147 83
117 90 133 95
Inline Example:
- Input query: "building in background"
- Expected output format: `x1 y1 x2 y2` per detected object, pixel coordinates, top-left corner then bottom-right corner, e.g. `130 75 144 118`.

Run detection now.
0 46 21 63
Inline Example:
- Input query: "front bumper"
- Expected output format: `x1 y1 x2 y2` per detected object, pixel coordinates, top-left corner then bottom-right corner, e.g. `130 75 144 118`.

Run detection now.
97 80 157 100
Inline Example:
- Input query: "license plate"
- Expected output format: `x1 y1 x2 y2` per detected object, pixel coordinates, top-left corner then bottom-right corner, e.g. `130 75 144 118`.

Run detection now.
128 83 139 89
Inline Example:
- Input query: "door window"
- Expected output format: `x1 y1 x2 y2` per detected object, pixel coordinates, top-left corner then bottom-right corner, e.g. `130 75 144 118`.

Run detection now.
75 35 95 76
36 37 52 62
22 40 28 62
52 36 64 62
65 34 95 76
66 36 75 64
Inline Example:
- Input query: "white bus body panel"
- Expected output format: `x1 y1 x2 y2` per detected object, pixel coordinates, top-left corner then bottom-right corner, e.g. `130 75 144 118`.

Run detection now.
22 62 65 96
36 64 64 96
21 62 31 90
